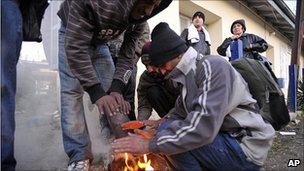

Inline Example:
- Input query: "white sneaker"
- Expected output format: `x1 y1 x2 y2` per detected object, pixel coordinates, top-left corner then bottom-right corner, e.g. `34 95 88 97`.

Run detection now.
68 159 90 171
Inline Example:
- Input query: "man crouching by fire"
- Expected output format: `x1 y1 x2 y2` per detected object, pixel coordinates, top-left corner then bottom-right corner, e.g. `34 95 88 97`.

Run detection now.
112 22 275 171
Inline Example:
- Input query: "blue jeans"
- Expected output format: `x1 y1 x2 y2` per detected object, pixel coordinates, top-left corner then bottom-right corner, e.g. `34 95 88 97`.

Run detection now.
159 120 260 171
1 1 23 170
58 24 115 164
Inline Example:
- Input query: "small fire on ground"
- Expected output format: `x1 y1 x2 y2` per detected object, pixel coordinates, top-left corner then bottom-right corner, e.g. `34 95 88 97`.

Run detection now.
110 153 170 171
124 153 153 171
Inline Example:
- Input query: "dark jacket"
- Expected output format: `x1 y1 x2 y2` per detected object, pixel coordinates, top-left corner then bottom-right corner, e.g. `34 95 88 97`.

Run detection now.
19 0 49 42
137 71 180 120
108 22 150 65
217 33 268 60
180 28 210 55
57 0 171 103
108 23 150 103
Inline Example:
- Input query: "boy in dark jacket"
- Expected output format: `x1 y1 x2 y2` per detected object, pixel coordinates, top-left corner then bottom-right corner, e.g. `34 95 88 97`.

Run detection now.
112 22 274 171
217 19 268 61
137 42 180 120
57 0 172 169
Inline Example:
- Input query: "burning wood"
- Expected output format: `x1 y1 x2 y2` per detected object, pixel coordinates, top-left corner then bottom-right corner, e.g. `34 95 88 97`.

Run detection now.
124 153 138 171
137 154 154 171
121 121 145 130
120 121 155 140
109 153 170 171
104 111 169 170
105 111 130 138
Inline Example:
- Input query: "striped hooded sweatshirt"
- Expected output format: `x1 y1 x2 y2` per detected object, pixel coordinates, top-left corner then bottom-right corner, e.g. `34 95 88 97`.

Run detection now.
57 0 172 103
149 47 275 166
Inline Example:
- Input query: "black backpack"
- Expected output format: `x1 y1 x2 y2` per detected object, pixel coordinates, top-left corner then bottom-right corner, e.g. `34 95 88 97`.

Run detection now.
231 57 290 130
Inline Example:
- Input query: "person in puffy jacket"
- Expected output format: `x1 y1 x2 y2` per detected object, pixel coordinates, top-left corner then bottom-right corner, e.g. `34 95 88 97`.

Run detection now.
217 19 268 61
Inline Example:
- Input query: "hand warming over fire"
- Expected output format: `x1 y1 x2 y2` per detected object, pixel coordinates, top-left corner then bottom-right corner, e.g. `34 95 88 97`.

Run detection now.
111 133 150 155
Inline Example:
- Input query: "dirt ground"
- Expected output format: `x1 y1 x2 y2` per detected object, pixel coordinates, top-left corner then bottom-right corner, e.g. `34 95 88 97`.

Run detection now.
91 113 304 171
263 113 304 171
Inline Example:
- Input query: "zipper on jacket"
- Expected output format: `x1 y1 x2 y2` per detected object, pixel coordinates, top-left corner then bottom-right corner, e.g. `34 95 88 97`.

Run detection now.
265 86 269 103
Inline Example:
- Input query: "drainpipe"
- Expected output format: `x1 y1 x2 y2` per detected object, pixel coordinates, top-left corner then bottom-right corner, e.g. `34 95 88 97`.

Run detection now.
288 0 303 112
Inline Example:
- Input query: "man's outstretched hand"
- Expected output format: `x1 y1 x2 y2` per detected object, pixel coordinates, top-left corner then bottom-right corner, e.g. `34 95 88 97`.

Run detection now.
96 95 118 116
110 92 131 115
111 133 150 155
96 93 131 116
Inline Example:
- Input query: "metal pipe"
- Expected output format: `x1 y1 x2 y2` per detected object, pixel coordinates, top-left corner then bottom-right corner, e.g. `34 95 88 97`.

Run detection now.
290 0 302 65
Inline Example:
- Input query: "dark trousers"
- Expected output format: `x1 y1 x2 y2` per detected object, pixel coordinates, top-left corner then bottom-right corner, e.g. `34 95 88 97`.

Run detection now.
147 85 177 118
1 0 23 170
159 120 260 171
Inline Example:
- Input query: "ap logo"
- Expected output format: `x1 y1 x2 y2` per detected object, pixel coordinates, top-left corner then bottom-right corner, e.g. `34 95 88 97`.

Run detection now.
287 159 301 167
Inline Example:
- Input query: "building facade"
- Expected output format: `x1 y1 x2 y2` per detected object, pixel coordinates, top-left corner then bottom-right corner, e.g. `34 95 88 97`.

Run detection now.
142 0 303 95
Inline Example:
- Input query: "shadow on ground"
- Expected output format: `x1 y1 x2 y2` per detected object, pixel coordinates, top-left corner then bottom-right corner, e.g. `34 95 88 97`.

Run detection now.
264 113 304 171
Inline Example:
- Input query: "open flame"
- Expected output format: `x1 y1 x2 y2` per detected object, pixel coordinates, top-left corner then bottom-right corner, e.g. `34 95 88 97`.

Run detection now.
138 154 154 171
123 153 154 171
124 153 136 171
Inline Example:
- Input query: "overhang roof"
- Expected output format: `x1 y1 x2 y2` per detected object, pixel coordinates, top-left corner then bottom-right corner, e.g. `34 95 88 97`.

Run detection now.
240 0 295 42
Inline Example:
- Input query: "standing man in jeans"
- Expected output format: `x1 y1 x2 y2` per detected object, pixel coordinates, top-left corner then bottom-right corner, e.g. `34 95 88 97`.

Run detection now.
57 0 172 170
1 0 48 170
1 1 23 170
